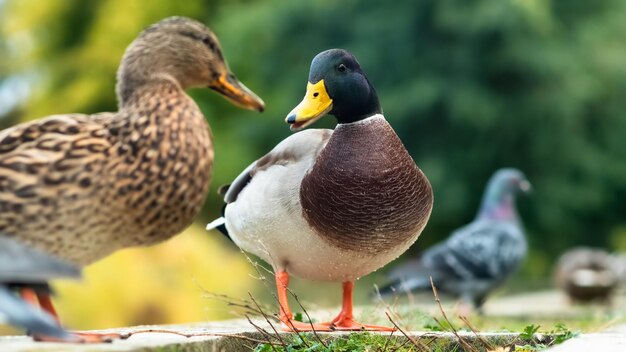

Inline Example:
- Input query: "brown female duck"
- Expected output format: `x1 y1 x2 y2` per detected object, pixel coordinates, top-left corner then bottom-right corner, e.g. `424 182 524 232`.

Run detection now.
0 16 264 342
208 49 432 331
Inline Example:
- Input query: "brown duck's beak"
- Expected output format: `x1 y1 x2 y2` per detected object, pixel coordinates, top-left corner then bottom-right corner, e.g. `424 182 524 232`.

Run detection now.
210 73 265 112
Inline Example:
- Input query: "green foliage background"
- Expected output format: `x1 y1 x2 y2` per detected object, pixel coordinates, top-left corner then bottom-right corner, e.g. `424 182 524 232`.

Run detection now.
1 0 625 328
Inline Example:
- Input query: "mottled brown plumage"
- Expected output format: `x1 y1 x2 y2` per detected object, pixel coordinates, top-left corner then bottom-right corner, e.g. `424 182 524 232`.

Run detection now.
0 16 264 266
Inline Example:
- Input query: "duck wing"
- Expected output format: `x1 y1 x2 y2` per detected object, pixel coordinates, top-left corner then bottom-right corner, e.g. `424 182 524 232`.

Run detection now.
207 129 333 235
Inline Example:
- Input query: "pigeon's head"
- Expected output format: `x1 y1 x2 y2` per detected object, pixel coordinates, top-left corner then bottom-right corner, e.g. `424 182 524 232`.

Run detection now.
479 168 530 219
477 168 530 219
488 168 531 197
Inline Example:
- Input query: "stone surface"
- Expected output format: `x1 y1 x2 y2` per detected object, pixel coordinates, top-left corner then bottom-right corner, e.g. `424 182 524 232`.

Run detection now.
2 289 624 351
0 319 539 352
548 324 626 352
0 319 258 352
2 319 626 351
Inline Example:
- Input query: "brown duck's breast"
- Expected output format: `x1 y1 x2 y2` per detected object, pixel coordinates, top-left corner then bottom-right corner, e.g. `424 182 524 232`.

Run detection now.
105 84 213 248
300 117 433 255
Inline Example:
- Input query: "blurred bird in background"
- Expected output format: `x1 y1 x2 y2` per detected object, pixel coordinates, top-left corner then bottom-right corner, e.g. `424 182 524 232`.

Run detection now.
0 16 263 342
0 236 79 341
554 247 619 304
378 168 530 314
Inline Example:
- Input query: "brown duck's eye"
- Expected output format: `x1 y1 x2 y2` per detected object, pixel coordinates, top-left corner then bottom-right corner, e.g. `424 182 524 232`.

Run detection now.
338 64 347 73
202 38 211 45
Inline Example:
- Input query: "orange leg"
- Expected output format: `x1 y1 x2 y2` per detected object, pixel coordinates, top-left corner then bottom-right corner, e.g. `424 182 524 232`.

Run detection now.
276 271 332 332
327 281 395 331
275 273 394 332
20 288 128 343
36 291 60 324
19 288 39 306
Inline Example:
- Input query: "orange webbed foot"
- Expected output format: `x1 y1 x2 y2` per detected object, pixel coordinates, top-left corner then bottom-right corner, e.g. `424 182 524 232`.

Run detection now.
280 319 333 332
329 318 396 332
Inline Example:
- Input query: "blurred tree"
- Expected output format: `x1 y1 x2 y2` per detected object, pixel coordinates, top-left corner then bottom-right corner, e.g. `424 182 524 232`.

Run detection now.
0 1 624 325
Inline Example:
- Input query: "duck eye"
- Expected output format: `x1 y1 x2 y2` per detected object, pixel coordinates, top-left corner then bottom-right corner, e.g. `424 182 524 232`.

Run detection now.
337 64 347 73
202 38 211 45
313 92 319 97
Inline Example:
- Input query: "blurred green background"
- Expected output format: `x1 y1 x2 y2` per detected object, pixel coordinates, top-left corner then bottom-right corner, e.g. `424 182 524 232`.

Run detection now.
1 0 625 331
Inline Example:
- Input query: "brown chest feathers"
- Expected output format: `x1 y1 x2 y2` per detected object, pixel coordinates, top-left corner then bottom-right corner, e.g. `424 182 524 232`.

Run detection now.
105 82 213 246
0 81 212 266
300 117 433 255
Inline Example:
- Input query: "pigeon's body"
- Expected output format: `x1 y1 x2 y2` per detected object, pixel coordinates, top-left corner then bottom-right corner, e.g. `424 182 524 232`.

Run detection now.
0 236 80 338
379 168 529 310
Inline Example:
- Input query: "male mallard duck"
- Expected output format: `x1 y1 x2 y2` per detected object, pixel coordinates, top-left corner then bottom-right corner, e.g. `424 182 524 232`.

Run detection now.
379 168 530 314
208 49 433 331
0 16 264 341
0 236 80 341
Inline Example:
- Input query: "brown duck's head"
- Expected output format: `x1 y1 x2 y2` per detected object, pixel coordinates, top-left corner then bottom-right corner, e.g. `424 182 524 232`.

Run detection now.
116 16 264 112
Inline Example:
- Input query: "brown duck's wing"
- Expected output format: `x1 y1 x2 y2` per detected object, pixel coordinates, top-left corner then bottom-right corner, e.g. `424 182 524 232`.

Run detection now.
222 128 333 204
0 113 115 232
0 113 113 155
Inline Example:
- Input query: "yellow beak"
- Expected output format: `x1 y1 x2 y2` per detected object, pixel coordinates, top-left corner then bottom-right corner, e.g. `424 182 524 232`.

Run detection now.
285 80 333 131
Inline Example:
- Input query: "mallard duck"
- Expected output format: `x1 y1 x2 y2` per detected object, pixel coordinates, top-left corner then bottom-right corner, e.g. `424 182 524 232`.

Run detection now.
379 168 530 314
0 236 79 340
0 16 264 341
208 49 433 331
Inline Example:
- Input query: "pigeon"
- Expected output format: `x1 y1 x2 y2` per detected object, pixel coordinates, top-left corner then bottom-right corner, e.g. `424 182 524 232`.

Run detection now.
0 236 80 339
378 168 530 312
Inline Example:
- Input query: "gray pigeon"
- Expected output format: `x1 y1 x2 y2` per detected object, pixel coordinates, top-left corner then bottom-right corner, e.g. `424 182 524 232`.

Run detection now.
0 236 80 339
378 168 530 312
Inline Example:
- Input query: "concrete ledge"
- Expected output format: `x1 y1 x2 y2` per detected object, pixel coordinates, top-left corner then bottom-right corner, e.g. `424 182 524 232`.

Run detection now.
547 325 626 352
0 318 570 352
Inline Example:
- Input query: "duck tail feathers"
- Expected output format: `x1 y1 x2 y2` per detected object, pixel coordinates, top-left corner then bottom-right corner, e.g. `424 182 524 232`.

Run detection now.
206 217 225 231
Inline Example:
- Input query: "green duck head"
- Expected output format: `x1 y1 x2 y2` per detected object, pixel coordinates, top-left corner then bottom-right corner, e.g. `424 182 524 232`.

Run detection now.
286 49 382 131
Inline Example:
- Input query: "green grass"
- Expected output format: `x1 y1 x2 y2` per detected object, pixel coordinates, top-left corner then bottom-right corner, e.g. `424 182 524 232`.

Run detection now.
248 304 622 351
353 303 623 333
251 327 577 352
253 332 450 352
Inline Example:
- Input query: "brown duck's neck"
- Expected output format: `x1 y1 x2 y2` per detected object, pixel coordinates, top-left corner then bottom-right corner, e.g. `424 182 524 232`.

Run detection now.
300 115 433 255
109 78 213 245
117 74 183 109
118 79 206 127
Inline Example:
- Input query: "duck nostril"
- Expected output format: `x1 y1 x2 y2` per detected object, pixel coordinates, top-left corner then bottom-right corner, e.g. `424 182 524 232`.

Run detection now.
313 92 319 98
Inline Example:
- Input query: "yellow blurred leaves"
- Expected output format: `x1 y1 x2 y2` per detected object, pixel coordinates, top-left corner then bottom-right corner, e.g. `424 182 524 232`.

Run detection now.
51 224 257 329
